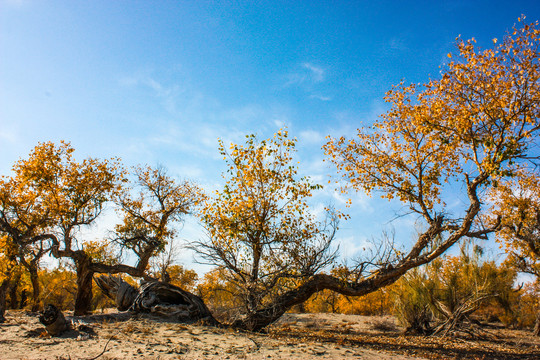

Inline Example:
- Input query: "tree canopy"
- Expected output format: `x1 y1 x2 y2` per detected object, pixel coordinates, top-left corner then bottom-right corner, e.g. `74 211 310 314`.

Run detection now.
196 130 337 329
0 142 201 315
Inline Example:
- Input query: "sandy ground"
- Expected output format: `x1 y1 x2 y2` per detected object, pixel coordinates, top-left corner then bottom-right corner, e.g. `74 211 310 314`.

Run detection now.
0 310 421 360
1 310 538 359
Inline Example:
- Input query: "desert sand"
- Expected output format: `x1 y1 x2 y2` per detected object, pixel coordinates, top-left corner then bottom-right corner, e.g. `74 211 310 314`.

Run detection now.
1 310 538 359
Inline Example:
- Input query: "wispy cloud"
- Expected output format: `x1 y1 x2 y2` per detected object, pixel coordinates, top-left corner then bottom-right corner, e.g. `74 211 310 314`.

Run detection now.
309 94 332 101
119 74 195 115
335 235 371 260
302 62 325 83
388 37 408 51
283 62 332 101
117 70 297 181
273 118 290 128
299 129 325 144
285 62 326 87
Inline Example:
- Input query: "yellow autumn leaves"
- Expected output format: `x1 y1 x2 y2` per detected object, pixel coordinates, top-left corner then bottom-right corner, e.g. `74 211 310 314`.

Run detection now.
200 130 327 268
325 19 540 224
196 130 337 313
489 171 540 275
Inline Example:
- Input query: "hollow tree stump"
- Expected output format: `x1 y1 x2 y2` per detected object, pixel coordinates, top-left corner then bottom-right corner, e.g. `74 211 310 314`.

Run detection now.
39 304 69 336
94 275 219 325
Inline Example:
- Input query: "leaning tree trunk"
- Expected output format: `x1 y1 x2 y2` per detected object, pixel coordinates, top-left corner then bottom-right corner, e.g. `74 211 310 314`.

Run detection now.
74 258 94 316
95 275 219 325
231 272 403 331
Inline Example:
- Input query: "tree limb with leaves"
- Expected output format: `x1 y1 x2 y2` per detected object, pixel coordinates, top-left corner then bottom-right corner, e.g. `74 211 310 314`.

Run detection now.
491 170 540 334
304 18 540 332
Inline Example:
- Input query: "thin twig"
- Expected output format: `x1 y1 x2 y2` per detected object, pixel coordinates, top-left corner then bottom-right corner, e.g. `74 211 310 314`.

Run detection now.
83 334 115 360
246 335 261 352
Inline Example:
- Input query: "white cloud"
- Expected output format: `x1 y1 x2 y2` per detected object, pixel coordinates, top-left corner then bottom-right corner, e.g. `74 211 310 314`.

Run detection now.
169 164 204 179
302 63 325 83
281 62 333 101
273 118 289 128
285 62 326 87
335 235 370 260
299 129 324 145
309 94 332 101
118 70 295 166
319 179 373 213
145 121 245 161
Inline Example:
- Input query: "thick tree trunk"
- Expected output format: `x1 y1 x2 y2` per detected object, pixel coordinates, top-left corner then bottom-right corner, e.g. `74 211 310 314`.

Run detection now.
94 275 138 311
19 290 27 309
74 258 94 316
0 279 9 323
8 272 20 309
28 266 40 312
98 187 484 332
232 269 408 331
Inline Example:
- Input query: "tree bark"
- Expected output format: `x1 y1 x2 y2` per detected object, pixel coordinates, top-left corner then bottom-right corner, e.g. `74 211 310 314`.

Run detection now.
534 305 540 336
88 179 487 331
19 289 27 309
74 257 94 316
232 265 422 331
8 272 20 309
95 275 219 325
28 265 40 312
0 279 9 323
94 275 138 311
51 236 157 315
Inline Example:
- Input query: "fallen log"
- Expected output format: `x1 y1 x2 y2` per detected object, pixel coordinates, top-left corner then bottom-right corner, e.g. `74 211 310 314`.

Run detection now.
94 275 219 325
39 304 69 336
94 275 138 311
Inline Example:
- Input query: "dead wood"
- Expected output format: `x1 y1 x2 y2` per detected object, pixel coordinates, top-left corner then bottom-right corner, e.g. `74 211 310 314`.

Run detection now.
94 275 138 311
39 304 69 336
431 294 495 337
94 275 219 325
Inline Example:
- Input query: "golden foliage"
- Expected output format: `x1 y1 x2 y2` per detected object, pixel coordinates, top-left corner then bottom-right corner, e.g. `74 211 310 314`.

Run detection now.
12 141 124 232
81 240 121 267
324 20 540 218
196 267 244 319
490 170 540 276
115 165 202 256
304 287 393 316
38 266 77 311
391 244 519 331
197 130 337 314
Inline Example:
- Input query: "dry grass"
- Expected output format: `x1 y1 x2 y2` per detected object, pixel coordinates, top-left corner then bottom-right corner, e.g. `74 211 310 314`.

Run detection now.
368 318 399 332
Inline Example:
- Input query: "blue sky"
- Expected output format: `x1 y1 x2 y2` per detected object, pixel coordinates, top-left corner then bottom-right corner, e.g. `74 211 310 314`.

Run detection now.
2 0 540 271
